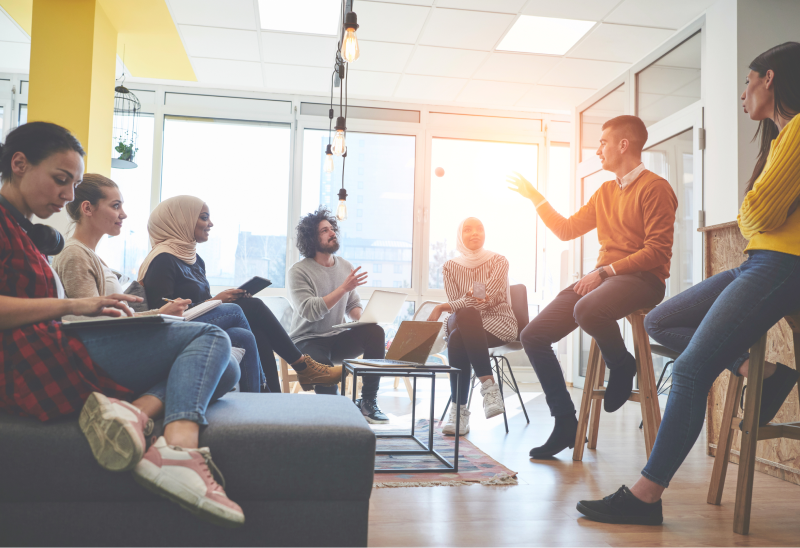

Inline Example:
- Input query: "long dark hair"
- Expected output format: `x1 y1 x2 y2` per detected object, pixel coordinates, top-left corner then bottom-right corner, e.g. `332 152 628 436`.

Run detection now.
745 42 800 194
0 122 84 183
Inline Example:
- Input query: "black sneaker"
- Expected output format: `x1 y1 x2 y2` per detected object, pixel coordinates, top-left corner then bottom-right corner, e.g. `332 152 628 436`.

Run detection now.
577 485 663 525
739 362 800 429
357 398 389 424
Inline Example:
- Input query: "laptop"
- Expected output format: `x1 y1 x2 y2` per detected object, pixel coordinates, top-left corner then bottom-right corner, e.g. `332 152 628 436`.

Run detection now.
347 320 444 367
332 290 408 329
61 314 185 331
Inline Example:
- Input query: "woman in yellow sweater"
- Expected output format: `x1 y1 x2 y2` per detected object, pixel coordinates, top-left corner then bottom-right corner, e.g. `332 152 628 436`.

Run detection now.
577 42 800 525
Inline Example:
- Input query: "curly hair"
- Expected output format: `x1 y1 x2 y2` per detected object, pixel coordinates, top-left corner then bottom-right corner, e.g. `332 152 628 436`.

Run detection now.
296 206 339 258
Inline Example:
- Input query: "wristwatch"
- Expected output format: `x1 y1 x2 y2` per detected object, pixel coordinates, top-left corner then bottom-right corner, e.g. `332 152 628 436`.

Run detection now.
598 267 609 281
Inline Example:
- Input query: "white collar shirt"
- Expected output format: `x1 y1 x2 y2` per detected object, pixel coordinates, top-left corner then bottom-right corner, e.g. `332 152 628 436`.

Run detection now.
616 162 646 190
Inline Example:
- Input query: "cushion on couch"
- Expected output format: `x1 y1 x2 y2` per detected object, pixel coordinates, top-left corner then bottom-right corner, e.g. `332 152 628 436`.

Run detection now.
0 393 376 504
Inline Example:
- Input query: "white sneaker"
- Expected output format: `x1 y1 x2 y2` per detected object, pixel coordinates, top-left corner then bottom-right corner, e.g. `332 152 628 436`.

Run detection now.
133 437 245 528
79 392 153 472
441 405 470 436
481 379 505 419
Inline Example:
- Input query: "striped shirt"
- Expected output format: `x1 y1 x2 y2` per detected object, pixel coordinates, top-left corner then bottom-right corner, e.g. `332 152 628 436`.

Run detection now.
443 255 517 343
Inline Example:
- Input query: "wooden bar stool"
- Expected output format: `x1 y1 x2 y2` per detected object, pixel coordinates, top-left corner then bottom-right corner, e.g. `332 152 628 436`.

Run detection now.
707 312 800 535
573 308 662 461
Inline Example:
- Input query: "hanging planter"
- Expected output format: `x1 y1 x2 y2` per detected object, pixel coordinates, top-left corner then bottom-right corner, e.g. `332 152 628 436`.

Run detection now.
111 85 140 169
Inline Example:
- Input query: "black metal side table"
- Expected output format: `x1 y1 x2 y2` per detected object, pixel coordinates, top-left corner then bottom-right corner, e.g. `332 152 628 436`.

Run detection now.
341 361 461 473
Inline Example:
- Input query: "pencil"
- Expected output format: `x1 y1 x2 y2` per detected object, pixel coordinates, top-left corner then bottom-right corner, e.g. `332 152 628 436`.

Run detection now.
162 297 177 303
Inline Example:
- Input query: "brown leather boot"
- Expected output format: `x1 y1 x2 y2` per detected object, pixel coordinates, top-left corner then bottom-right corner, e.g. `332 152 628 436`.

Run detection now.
294 355 343 390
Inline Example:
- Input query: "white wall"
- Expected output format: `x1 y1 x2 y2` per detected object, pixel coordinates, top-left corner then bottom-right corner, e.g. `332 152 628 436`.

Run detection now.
736 0 800 199
703 0 800 226
703 0 740 226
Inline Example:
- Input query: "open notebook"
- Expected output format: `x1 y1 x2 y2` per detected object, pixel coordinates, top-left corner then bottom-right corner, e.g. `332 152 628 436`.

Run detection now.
61 300 222 329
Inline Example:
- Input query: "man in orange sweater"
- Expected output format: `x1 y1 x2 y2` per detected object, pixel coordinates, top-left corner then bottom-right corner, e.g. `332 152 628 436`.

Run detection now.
508 115 677 459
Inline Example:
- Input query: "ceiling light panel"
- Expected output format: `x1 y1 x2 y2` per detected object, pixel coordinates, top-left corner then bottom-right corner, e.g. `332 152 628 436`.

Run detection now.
497 15 595 55
258 0 341 35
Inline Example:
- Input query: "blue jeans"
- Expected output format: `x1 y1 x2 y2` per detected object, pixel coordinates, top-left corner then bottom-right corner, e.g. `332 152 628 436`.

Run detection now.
77 322 238 426
642 250 800 487
192 303 266 393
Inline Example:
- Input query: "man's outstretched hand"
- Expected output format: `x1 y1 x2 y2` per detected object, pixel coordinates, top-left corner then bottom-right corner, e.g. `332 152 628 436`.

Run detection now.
507 172 546 206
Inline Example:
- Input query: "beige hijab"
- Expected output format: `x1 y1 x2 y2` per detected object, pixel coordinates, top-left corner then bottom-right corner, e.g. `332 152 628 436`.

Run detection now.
137 195 205 282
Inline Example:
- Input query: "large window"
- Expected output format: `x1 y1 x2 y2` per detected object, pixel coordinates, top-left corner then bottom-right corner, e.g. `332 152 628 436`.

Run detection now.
428 138 538 292
637 32 701 127
541 143 571 304
161 116 291 287
96 115 155 281
301 129 415 288
642 128 694 298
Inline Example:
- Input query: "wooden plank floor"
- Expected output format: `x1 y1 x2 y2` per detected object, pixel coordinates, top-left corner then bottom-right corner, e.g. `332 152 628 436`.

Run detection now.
366 378 800 547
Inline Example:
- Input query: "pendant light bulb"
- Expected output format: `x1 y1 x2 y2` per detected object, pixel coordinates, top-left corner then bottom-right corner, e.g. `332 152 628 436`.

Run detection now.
336 188 348 221
324 144 334 173
332 116 347 156
342 12 360 63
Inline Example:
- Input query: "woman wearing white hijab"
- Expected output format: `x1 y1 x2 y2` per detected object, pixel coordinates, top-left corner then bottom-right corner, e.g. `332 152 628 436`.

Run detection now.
426 217 517 435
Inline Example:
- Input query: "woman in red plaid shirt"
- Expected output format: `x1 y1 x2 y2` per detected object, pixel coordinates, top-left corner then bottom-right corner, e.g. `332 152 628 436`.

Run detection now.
0 122 245 527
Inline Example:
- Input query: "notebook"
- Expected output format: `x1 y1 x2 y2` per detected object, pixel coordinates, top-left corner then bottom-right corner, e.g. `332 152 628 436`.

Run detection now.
61 314 185 330
332 290 407 329
183 300 222 321
346 321 444 367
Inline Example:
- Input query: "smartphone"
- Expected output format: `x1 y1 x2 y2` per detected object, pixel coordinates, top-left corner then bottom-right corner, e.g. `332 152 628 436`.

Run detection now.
238 276 272 296
472 282 486 300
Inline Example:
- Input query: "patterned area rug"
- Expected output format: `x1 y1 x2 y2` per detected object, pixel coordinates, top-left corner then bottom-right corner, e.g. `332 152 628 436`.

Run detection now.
372 419 518 488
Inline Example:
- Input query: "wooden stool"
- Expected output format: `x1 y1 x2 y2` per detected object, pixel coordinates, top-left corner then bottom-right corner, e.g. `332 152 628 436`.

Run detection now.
707 312 800 535
573 308 662 461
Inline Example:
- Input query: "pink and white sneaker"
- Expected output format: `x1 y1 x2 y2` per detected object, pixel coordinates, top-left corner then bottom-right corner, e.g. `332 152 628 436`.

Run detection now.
133 436 245 528
79 392 154 472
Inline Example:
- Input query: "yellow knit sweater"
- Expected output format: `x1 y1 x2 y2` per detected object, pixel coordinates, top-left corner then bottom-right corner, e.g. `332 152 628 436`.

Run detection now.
738 114 800 255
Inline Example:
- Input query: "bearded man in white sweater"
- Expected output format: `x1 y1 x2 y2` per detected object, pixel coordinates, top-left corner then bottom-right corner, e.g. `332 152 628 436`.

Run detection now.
286 207 389 424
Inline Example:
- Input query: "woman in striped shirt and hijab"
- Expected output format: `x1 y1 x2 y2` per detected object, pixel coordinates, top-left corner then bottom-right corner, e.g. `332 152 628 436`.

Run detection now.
426 217 517 435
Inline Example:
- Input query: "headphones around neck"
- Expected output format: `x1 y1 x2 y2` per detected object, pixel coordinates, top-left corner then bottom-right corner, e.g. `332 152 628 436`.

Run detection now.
0 194 65 255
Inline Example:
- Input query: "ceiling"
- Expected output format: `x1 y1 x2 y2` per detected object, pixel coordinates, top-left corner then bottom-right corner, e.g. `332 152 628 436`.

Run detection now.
0 0 718 113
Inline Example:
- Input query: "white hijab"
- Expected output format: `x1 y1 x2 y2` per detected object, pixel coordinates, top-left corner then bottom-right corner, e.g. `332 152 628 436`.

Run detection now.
451 217 513 306
452 217 497 269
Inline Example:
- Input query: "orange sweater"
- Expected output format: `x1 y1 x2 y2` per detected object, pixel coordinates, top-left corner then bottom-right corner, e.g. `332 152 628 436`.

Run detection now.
536 170 678 284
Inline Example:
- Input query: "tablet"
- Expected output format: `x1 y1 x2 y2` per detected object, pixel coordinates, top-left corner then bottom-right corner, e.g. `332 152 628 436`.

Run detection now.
238 276 272 296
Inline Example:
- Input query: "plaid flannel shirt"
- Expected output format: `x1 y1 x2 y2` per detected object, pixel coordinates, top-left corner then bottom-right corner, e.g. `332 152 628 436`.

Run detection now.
0 203 131 421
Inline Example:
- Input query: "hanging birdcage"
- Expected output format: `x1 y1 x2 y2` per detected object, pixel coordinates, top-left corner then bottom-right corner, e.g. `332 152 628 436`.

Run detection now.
111 85 141 169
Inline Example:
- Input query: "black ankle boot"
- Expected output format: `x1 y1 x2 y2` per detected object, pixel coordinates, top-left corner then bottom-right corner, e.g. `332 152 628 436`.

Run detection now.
530 414 578 459
604 357 637 413
740 363 799 429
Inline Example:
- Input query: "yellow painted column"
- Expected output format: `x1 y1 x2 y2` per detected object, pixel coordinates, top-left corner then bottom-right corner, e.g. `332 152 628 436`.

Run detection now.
27 0 117 176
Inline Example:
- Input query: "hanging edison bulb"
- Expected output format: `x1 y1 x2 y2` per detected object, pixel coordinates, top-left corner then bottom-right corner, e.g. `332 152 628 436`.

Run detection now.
324 144 335 173
336 188 348 220
342 12 360 63
332 116 347 156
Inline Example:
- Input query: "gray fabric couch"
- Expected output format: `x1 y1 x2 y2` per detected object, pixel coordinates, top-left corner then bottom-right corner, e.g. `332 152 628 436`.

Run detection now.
0 393 376 547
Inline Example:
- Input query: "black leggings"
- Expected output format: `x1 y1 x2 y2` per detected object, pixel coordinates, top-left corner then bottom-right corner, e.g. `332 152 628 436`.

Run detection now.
447 308 504 404
235 297 303 393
